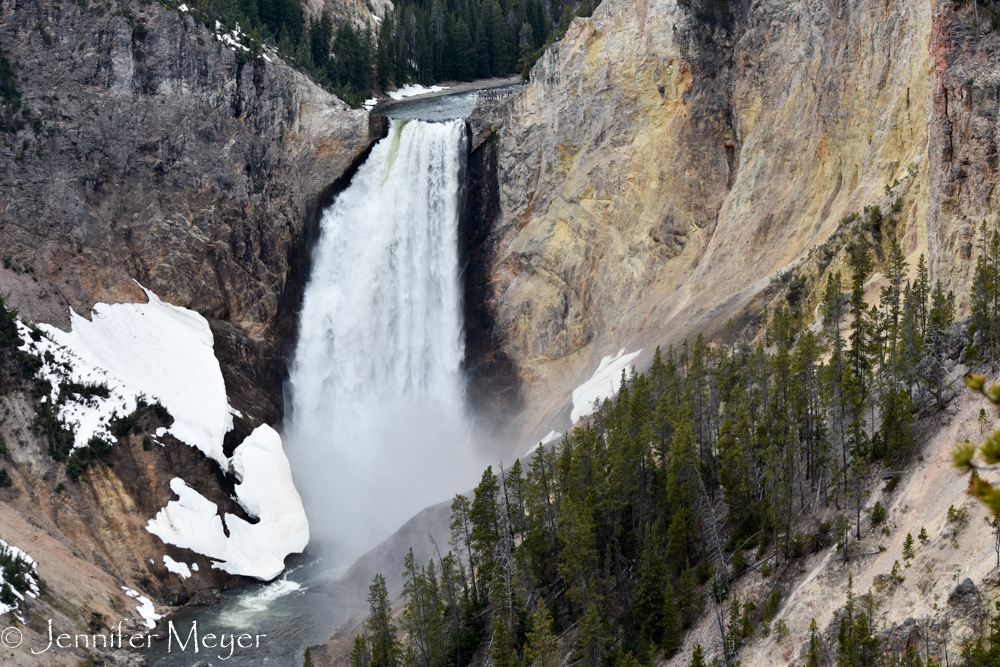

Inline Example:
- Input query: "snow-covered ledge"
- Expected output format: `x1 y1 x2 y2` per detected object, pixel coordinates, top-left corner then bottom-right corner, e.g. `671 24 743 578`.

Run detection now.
26 283 309 581
146 425 309 581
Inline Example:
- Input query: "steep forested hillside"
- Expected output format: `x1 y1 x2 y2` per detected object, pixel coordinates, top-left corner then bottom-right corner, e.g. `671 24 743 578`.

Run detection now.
171 0 602 106
344 212 1000 667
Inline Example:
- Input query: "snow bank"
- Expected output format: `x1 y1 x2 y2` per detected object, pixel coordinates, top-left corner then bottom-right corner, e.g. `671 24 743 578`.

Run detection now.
387 83 447 100
363 97 379 111
526 430 561 457
570 349 642 423
163 555 192 579
40 286 233 466
0 539 39 619
17 321 138 450
122 587 162 629
146 425 310 581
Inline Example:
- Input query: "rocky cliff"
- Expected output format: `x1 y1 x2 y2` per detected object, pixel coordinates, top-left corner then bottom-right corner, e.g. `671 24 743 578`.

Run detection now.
0 0 383 433
0 0 380 661
469 0 938 444
460 0 1000 663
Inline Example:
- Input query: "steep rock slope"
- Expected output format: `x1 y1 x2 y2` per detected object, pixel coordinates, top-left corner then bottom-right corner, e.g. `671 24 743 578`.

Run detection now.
928 0 1000 308
0 0 382 435
472 0 935 443
302 0 393 27
0 0 379 660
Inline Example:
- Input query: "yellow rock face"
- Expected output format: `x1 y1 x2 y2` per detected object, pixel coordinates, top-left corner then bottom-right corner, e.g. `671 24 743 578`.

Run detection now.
486 0 943 438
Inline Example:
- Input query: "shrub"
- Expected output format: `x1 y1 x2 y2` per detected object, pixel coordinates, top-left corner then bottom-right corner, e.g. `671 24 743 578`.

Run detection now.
66 435 113 481
0 468 10 487
872 501 887 526
761 589 781 624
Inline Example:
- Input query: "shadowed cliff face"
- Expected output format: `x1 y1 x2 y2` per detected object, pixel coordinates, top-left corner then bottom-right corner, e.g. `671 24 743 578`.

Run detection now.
927 1 1000 312
0 0 380 643
468 0 940 442
0 0 383 437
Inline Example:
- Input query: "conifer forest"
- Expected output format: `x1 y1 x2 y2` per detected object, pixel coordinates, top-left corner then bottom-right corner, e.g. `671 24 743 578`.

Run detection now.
348 211 1000 667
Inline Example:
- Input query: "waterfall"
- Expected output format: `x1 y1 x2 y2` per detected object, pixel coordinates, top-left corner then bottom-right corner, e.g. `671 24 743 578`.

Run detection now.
285 119 479 564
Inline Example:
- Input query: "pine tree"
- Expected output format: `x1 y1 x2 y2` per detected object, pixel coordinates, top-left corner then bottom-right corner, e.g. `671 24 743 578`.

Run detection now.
688 644 706 667
913 254 930 338
631 540 665 645
807 618 822 667
305 646 317 667
366 574 401 667
903 533 915 560
525 606 559 667
662 580 681 657
450 494 479 600
901 643 924 667
678 568 701 628
923 280 955 409
309 11 334 67
574 602 606 667
350 636 371 667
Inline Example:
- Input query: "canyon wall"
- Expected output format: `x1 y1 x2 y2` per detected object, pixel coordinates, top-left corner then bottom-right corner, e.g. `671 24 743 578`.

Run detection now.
0 0 383 434
0 0 379 657
470 0 940 442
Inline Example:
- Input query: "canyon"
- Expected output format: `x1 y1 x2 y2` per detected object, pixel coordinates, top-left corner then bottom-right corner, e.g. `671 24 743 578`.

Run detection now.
2 0 1000 664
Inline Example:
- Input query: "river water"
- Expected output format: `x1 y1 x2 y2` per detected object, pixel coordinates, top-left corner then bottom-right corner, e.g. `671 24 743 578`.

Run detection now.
143 90 492 666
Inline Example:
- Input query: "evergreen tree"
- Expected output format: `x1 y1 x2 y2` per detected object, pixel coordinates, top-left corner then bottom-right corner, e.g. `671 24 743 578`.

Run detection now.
366 574 402 667
688 644 706 667
310 11 334 67
807 618 822 667
574 602 606 667
923 280 955 409
350 636 371 667
525 606 559 667
662 580 681 657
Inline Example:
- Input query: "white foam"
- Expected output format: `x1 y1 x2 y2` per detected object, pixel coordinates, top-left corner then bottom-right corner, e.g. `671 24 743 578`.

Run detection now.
387 83 447 100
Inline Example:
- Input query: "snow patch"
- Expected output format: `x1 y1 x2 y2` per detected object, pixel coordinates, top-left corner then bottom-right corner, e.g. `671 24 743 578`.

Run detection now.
178 3 188 11
363 97 379 111
526 430 561 457
162 555 192 579
146 425 310 581
570 349 642 423
40 286 233 466
387 84 447 101
122 587 161 629
0 539 40 617
17 320 139 450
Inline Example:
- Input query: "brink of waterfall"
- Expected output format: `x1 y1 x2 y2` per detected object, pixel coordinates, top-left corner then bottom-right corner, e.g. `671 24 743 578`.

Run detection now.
285 119 480 564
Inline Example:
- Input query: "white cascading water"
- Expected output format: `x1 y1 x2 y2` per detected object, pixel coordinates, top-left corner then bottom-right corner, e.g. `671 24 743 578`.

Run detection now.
285 119 480 564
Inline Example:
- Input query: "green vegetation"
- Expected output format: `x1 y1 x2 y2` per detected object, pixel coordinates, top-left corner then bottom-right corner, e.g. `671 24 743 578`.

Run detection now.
0 295 173 484
170 0 603 107
0 540 37 606
0 39 23 133
343 195 989 664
